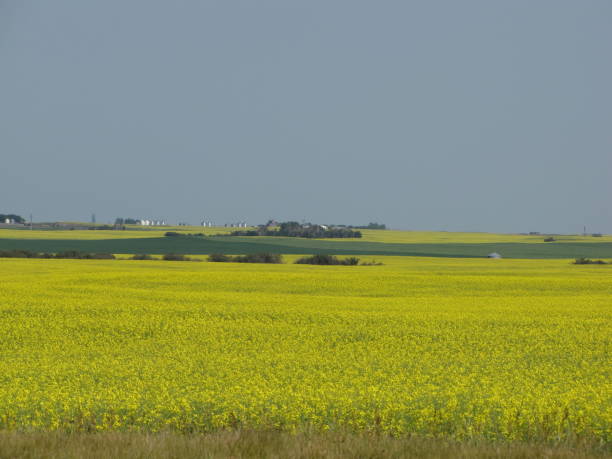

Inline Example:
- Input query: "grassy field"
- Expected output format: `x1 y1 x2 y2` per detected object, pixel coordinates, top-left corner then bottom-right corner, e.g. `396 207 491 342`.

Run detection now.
0 430 608 458
2 232 612 258
0 256 609 445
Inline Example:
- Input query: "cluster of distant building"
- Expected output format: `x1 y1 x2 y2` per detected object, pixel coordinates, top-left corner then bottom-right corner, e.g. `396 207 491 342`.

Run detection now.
221 222 248 228
199 221 249 227
115 218 167 226
0 214 26 225
183 221 249 227
198 221 250 227
136 219 166 226
117 217 250 227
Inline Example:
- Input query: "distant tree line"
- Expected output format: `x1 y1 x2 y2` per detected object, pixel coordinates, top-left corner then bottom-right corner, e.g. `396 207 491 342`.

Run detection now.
294 254 383 266
164 232 205 237
295 254 360 265
207 253 382 265
115 218 140 225
0 214 25 224
131 253 202 262
230 221 362 239
351 222 386 230
0 249 208 262
0 249 115 259
208 253 283 264
326 222 387 230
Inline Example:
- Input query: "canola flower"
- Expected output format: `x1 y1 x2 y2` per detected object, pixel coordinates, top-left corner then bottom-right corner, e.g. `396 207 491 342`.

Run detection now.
0 256 609 441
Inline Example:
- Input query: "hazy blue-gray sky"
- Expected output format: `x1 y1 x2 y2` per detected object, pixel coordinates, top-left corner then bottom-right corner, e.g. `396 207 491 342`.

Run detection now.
1 1 611 232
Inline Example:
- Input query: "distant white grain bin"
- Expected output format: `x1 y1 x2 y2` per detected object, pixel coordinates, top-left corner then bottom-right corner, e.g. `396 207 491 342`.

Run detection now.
487 252 502 259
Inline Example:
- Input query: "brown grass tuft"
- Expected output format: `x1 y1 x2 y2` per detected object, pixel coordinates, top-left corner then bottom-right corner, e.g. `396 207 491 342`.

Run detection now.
0 430 608 459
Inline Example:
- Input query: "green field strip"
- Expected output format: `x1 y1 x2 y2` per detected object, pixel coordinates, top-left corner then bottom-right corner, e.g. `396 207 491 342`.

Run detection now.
2 236 612 259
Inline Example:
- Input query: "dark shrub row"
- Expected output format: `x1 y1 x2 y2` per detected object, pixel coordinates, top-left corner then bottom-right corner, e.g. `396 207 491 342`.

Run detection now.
58 251 115 259
295 254 359 265
0 249 383 266
0 250 41 258
131 254 154 260
208 253 382 266
162 253 201 261
0 250 115 259
295 254 384 266
208 253 231 262
131 254 201 261
164 232 205 237
234 253 283 264
573 258 608 265
208 253 283 264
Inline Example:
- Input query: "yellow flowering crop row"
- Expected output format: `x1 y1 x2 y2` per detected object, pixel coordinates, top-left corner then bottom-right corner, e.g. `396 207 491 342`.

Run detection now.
0 257 609 441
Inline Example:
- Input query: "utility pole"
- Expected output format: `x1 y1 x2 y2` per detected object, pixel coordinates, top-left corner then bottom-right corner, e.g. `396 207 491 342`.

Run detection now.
30 213 33 230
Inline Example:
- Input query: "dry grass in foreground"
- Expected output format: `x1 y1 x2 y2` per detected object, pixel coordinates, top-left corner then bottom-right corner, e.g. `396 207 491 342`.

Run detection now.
0 430 608 459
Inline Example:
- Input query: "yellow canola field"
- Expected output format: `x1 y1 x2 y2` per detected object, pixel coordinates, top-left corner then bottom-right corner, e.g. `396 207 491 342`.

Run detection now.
348 229 612 244
0 226 237 240
2 227 610 243
0 257 610 441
